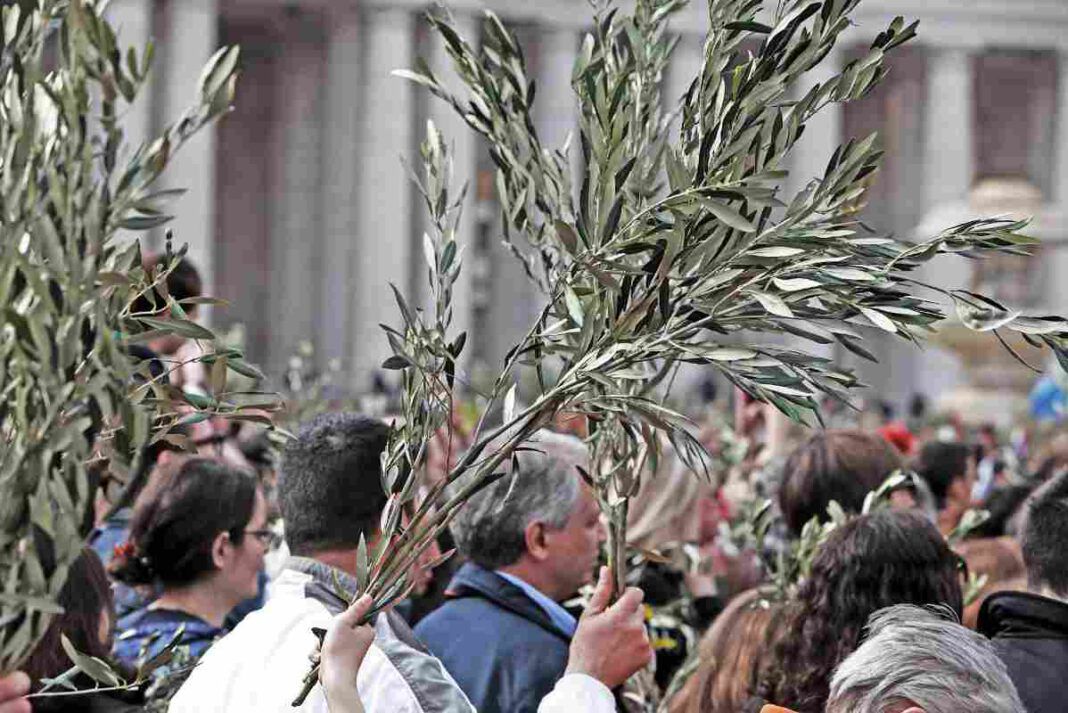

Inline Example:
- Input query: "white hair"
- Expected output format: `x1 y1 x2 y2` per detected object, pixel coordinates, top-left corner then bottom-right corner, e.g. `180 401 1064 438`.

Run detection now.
827 605 1024 713
449 430 586 570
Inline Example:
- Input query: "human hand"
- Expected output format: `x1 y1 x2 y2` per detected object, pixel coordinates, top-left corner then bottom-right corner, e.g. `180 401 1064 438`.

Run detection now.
319 594 376 713
0 672 30 713
566 566 652 688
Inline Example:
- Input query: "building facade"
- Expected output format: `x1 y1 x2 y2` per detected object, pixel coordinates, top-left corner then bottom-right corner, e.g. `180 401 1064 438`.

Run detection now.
105 0 1068 416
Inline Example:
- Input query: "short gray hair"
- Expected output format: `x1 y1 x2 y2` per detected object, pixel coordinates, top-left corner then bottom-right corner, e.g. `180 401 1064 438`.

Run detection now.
827 605 1024 713
449 431 586 570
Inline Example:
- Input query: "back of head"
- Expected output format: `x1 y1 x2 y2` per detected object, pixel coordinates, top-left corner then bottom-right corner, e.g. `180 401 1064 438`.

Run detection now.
1020 471 1068 596
827 604 1024 713
145 254 203 302
279 413 390 556
627 447 710 551
685 588 785 713
450 430 585 570
23 547 113 688
913 441 971 509
778 430 903 534
760 510 962 711
110 457 258 588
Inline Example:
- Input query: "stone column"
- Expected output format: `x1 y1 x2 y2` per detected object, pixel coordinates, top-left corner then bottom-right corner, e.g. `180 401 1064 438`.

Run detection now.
666 32 704 141
1050 50 1068 313
924 48 975 210
536 27 582 185
352 8 415 387
320 7 362 372
788 47 843 198
781 49 842 359
268 13 326 372
919 47 975 291
468 24 578 364
159 0 219 307
427 11 480 358
104 0 154 152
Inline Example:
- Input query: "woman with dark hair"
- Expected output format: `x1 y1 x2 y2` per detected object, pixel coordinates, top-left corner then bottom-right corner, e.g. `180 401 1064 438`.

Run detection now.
777 430 904 534
22 547 140 712
757 510 963 712
109 457 267 668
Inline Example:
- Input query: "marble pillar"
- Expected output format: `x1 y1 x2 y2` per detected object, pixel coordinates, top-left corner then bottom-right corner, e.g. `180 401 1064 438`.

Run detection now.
1050 50 1068 313
159 0 218 307
320 7 362 372
426 11 480 361
104 0 155 153
666 33 704 142
536 27 582 186
353 7 416 387
788 47 843 198
924 48 975 210
921 47 975 290
268 12 325 372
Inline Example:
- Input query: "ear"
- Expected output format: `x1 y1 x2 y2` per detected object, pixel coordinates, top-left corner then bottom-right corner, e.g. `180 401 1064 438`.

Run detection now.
523 520 550 562
211 531 231 570
898 707 925 713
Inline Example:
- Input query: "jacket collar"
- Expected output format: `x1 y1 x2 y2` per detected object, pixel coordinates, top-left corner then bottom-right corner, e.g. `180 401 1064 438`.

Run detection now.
446 562 573 642
978 590 1068 640
284 555 359 614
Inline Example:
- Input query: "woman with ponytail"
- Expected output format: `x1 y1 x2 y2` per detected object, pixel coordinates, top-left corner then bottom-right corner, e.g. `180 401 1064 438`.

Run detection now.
110 457 268 668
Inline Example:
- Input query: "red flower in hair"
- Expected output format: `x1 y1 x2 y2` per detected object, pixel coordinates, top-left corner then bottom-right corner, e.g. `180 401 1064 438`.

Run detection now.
113 541 136 561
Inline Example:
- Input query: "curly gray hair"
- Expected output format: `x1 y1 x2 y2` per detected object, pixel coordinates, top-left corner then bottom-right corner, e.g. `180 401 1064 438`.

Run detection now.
826 604 1024 713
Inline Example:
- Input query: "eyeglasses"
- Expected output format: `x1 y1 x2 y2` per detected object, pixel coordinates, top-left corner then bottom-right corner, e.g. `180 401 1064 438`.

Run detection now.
244 529 278 548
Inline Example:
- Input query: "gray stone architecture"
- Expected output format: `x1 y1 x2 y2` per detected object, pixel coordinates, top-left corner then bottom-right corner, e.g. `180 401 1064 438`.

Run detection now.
105 0 1068 419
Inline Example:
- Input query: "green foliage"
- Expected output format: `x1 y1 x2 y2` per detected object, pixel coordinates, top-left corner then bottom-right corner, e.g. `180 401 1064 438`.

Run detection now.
299 0 1068 700
401 0 1068 598
0 0 273 676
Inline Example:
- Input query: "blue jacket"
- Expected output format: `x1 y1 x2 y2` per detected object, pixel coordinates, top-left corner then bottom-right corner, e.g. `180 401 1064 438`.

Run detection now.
113 607 223 668
414 562 572 713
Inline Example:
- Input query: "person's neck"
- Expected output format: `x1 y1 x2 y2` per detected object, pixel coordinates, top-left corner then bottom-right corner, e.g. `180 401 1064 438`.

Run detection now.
308 549 359 578
497 559 564 602
151 582 235 629
303 533 384 581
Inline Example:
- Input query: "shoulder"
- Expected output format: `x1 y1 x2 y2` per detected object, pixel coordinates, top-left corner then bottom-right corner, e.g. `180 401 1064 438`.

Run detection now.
361 614 475 713
416 596 549 644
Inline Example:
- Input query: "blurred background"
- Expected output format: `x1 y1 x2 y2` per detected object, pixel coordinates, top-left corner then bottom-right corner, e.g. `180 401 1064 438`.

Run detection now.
105 0 1068 425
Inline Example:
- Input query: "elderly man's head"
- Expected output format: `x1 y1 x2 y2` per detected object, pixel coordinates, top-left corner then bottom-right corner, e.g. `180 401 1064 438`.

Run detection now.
450 431 604 600
826 605 1023 713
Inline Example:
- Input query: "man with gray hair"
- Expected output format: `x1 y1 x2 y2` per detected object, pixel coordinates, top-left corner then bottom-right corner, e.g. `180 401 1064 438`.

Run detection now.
414 431 610 713
826 604 1024 713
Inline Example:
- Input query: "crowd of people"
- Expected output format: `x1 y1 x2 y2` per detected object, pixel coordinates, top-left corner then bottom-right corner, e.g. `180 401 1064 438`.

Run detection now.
3 256 1068 713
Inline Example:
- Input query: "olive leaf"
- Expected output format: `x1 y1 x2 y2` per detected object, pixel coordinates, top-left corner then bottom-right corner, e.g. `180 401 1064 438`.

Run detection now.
0 0 279 679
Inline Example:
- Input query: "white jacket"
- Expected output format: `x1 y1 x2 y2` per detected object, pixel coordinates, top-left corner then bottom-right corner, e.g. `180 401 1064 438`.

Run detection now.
170 558 474 713
169 556 616 713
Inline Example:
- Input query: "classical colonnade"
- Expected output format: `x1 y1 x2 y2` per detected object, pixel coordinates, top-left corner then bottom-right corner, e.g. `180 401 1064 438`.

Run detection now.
104 0 1068 399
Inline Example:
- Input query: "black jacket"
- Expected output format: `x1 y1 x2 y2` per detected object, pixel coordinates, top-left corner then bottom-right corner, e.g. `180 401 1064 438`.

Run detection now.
978 590 1068 713
414 562 572 713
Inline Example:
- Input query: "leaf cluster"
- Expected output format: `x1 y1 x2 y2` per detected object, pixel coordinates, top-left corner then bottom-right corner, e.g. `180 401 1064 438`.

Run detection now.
0 0 275 676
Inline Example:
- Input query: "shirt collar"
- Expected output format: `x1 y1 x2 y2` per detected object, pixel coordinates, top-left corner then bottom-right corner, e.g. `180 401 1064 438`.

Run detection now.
494 570 577 637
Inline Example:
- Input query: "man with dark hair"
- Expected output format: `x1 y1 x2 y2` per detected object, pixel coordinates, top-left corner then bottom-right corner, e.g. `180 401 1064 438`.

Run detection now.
172 413 471 712
276 413 389 557
912 441 976 535
778 430 904 534
414 431 608 713
978 472 1068 713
